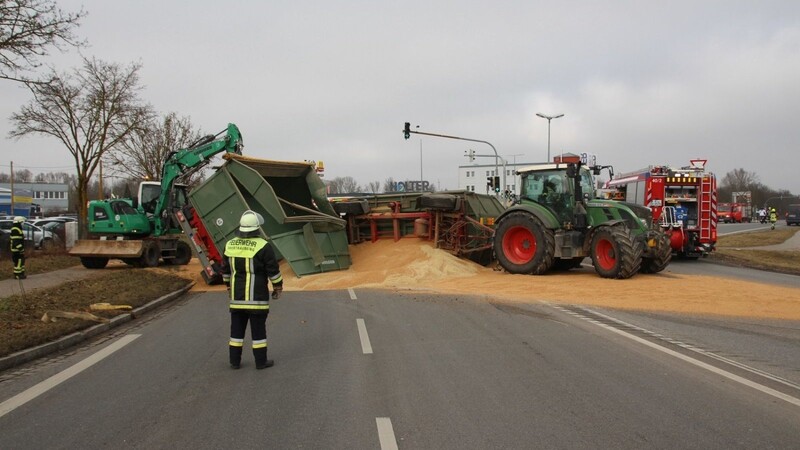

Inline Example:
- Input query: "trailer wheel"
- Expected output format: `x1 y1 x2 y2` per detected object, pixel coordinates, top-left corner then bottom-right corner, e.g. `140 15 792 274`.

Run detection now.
640 232 672 274
590 226 642 279
166 241 192 265
140 241 160 267
494 211 555 275
80 257 109 269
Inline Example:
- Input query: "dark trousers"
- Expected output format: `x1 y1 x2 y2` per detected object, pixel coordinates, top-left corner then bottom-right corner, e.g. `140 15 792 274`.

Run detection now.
229 310 268 365
12 252 25 278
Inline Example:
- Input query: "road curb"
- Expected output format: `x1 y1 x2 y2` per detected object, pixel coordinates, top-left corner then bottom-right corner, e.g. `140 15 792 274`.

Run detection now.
0 281 195 372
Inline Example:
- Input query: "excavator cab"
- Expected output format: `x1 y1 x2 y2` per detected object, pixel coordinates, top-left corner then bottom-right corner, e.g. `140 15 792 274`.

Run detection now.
87 200 151 236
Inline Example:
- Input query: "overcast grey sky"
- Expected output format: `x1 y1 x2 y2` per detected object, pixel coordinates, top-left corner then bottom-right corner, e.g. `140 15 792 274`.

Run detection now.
2 0 799 194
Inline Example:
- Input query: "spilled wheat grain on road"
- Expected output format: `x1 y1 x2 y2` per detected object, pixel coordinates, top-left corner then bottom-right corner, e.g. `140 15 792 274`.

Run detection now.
182 239 800 320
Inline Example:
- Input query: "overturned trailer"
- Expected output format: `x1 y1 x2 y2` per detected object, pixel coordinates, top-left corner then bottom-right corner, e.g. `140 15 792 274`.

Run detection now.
330 190 505 265
188 154 351 279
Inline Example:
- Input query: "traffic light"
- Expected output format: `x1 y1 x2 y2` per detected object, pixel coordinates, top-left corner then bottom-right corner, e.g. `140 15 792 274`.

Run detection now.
466 149 475 162
403 122 411 140
493 176 500 193
486 177 493 190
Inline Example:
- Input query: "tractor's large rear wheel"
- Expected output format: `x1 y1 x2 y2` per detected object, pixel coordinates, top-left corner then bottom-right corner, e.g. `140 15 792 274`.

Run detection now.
640 232 672 274
494 211 555 275
590 226 642 279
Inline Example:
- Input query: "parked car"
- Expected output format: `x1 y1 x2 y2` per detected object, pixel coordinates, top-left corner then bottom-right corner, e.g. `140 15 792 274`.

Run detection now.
0 219 58 250
31 217 77 227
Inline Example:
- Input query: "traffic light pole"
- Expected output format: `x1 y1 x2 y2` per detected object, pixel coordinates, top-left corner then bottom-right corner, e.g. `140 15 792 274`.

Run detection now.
403 123 504 194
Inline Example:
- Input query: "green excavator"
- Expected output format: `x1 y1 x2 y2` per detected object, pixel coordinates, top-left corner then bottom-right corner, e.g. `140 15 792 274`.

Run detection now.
69 123 243 269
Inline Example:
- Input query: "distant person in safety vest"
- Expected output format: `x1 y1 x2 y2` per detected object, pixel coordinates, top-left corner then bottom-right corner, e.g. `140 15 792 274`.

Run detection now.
222 210 283 370
769 208 778 230
10 216 26 279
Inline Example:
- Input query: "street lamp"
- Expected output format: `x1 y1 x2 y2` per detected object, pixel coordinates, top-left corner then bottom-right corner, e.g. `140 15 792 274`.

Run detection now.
536 113 564 162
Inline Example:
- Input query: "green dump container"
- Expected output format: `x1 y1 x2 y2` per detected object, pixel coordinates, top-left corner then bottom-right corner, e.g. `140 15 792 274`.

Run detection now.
188 154 351 277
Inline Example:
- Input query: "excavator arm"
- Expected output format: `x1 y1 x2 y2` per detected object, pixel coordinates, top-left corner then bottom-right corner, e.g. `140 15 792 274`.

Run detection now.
152 123 243 235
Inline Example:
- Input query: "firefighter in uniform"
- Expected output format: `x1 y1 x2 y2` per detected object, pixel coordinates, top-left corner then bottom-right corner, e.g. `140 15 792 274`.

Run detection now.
10 216 26 279
223 210 283 370
769 207 778 230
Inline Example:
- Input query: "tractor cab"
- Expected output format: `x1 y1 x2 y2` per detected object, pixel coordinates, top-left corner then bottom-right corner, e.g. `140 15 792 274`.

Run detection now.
519 163 595 226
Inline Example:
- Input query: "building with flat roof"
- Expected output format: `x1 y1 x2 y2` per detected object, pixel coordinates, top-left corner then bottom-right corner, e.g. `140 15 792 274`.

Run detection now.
457 161 536 195
0 182 69 214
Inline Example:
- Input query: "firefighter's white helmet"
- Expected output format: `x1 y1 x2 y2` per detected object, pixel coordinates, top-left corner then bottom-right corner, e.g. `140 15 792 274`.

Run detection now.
13 216 25 224
239 210 264 232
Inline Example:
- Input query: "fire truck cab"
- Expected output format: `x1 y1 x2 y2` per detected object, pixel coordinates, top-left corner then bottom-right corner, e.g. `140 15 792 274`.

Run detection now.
605 160 717 259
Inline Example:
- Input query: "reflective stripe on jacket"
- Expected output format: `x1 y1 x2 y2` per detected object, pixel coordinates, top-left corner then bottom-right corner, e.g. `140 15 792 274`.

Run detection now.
223 236 282 312
10 226 24 253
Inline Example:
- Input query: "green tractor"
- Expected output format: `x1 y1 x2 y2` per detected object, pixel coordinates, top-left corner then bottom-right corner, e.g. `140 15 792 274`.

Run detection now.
493 158 671 279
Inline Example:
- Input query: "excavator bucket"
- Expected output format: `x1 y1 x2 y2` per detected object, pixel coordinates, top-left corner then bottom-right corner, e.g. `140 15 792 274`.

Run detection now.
69 239 144 258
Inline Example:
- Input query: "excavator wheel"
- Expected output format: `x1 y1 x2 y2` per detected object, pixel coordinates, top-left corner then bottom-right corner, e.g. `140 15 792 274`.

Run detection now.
590 226 642 279
139 241 160 267
493 211 555 275
165 241 192 266
640 232 672 274
80 257 109 269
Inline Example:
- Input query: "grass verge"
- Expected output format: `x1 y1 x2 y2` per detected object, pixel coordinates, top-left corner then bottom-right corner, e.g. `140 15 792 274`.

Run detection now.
0 270 189 358
0 251 80 281
709 228 800 276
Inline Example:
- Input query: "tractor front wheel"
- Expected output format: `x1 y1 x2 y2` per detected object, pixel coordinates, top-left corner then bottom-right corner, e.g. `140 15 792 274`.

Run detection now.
590 226 642 279
494 211 555 275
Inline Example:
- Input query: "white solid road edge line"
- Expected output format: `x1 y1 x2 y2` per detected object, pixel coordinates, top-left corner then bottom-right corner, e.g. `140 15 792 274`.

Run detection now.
376 417 399 450
348 288 357 300
356 318 373 354
0 334 141 419
587 316 800 408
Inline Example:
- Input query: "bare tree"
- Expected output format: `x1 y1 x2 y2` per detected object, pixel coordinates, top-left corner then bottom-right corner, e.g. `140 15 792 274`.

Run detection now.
365 181 381 193
0 0 86 82
326 176 362 195
721 168 760 192
8 57 152 235
104 112 203 183
14 168 32 182
382 177 397 192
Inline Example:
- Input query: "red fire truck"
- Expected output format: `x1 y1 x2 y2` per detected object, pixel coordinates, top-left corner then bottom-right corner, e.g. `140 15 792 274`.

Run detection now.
717 202 751 223
605 160 717 259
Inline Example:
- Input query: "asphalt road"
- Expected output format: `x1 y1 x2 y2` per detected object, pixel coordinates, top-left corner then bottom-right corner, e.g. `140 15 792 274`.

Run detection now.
1 288 799 449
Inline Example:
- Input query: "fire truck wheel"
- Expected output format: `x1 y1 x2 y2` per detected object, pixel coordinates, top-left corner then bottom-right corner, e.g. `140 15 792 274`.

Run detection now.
590 226 642 279
640 232 672 274
493 211 555 275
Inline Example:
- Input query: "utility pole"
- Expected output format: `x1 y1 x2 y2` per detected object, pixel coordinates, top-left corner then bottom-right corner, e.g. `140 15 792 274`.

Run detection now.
10 161 14 214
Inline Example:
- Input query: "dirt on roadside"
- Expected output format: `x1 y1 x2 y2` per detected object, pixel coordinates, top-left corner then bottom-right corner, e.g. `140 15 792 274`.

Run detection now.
181 238 800 321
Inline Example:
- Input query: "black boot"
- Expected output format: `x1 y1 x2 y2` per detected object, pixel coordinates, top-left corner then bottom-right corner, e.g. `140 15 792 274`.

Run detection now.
256 360 274 370
230 346 242 369
254 348 273 369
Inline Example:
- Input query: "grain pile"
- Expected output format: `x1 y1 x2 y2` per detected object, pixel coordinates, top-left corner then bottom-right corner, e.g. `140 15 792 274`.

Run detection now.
183 238 800 320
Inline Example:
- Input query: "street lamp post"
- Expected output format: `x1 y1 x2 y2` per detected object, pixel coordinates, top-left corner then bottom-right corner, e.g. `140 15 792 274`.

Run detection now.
536 113 564 162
